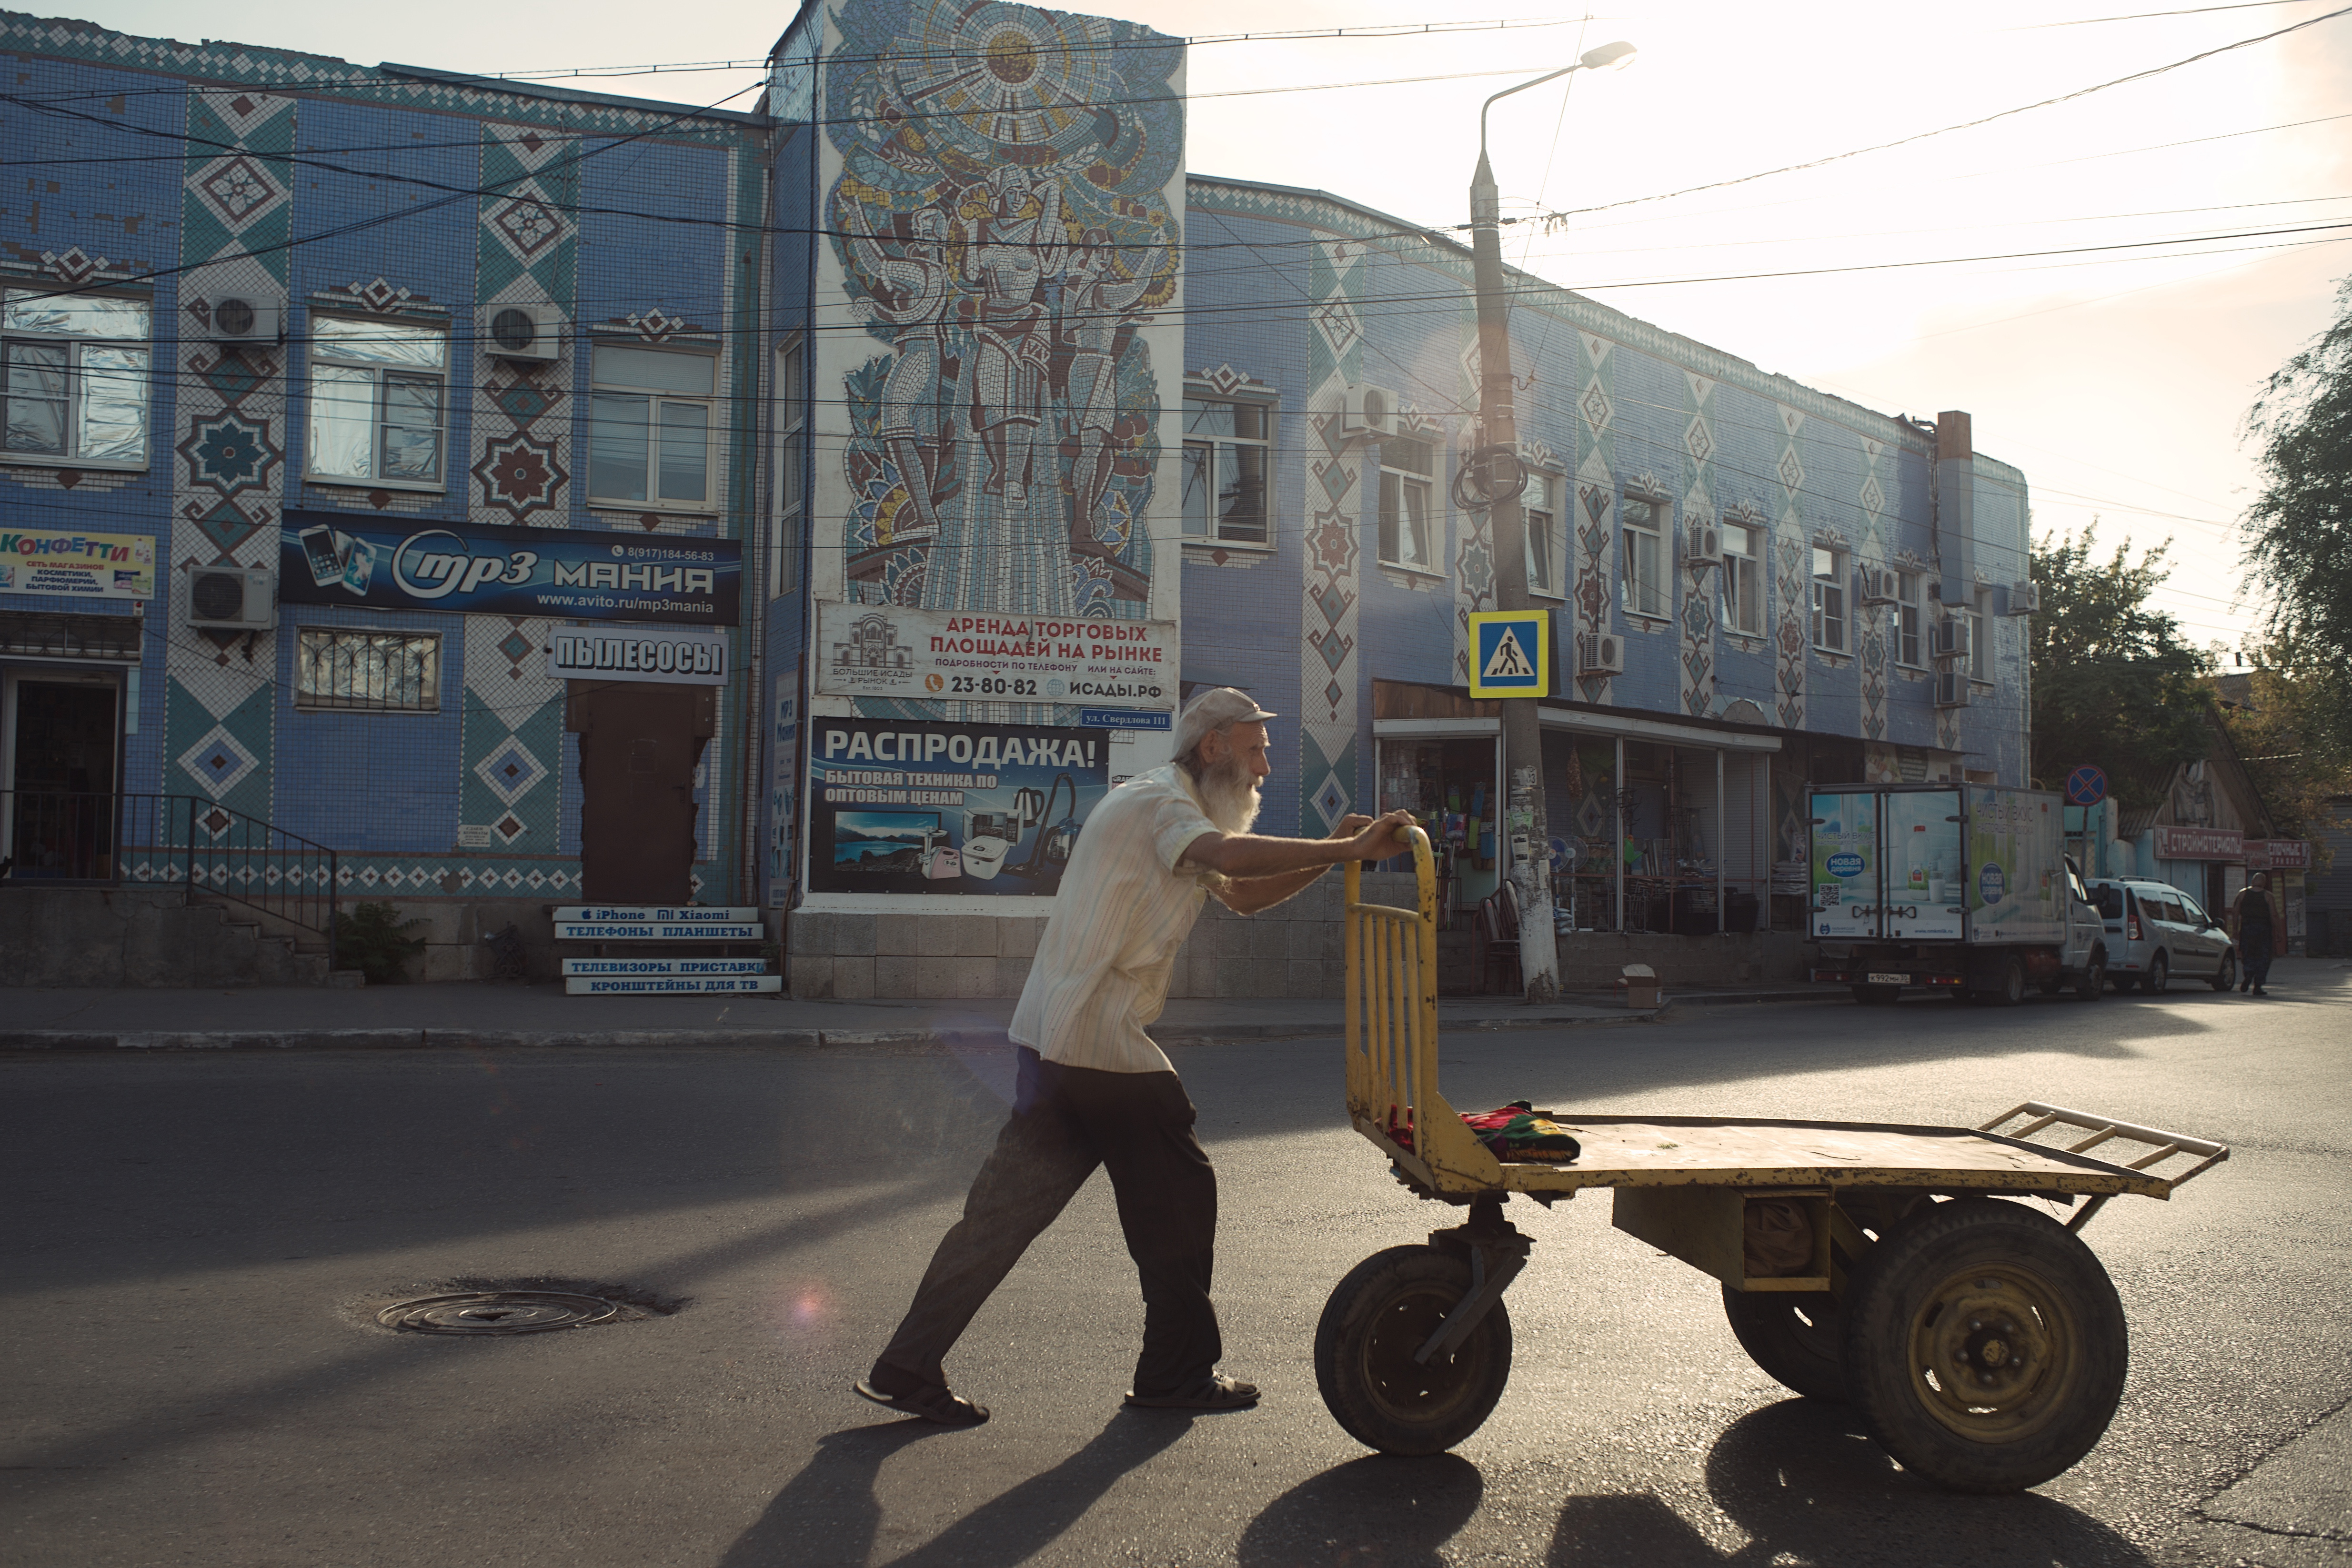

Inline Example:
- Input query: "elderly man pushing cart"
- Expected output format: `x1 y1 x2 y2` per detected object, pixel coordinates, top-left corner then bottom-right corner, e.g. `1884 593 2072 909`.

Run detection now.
854 687 1414 1426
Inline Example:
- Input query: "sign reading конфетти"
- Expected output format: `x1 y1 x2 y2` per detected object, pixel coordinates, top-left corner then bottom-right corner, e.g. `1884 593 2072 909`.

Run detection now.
813 601 1175 711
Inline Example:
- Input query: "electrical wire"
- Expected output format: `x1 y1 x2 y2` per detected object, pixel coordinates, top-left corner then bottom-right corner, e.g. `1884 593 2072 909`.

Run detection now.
1527 3 2352 225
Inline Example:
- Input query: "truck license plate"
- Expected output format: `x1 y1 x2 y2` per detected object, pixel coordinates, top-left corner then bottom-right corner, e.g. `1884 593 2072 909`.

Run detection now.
1867 972 1910 985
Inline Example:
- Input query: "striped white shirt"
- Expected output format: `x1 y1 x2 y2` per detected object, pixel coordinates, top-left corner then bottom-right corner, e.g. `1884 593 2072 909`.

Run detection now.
1009 763 1220 1073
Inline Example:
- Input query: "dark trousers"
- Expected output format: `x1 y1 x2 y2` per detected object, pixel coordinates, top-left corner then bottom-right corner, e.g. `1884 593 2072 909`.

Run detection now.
2242 927 2274 987
874 1047 1221 1399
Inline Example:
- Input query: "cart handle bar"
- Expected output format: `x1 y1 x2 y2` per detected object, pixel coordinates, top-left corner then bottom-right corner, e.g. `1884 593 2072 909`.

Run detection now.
1977 1100 2231 1191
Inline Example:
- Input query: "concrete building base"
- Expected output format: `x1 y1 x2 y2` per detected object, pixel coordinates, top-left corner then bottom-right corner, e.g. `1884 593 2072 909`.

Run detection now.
0 886 332 987
781 874 1817 1000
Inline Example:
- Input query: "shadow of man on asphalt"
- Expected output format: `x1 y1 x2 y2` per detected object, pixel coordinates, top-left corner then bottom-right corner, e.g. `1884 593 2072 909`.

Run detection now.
1546 1397 2156 1566
718 1407 1194 1568
1236 1452 1484 1566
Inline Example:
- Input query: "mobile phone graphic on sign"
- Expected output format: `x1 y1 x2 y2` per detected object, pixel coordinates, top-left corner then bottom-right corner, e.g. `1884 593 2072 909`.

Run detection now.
299 524 345 588
341 536 378 595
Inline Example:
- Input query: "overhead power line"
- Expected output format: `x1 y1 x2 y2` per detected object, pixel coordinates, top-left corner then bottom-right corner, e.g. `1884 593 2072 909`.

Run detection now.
1526 2 2352 225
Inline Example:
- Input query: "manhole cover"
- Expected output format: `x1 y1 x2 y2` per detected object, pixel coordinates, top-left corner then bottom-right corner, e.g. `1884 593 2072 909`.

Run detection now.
378 1290 619 1335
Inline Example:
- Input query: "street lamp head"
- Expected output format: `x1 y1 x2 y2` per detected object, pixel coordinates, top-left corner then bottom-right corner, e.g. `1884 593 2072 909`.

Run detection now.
1579 40 1638 72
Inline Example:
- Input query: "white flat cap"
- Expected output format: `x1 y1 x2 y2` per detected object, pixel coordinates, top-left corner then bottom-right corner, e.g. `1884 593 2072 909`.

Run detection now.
1175 686 1276 757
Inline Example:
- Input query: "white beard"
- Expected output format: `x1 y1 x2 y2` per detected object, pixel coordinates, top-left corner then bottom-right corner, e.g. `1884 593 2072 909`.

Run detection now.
1197 754 1263 836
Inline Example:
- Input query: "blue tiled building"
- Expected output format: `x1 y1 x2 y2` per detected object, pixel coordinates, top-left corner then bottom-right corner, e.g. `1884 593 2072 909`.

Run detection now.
2 1 2031 989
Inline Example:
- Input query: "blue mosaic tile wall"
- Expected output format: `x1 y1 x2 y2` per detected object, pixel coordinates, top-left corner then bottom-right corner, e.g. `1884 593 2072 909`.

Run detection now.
0 12 767 903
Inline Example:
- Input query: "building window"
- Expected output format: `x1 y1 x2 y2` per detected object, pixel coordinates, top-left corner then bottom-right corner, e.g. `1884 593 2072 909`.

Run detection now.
1377 435 1437 571
1896 571 1924 667
1526 473 1563 597
2 288 151 468
589 342 717 510
1810 545 1847 653
1721 520 1761 635
306 314 447 487
1181 394 1271 545
1621 494 1666 617
295 628 440 712
1967 591 1989 681
773 337 805 598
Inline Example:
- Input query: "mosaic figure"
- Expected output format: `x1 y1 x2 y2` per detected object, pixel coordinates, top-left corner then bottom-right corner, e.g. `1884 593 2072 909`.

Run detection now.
824 0 1181 614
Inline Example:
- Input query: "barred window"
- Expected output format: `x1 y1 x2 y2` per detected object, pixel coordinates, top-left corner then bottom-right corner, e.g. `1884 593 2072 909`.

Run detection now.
296 628 440 712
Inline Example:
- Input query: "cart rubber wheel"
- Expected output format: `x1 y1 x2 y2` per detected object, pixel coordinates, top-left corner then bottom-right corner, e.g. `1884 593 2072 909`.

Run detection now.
2145 953 2170 995
2210 952 2236 993
1722 1284 1848 1401
1842 1197 2127 1493
2075 958 2106 1002
1315 1245 1514 1456
1852 985 1900 1006
1991 956 2028 1006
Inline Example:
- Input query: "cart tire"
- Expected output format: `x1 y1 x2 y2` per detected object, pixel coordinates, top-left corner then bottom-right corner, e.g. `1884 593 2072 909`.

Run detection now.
1990 956 2027 1006
2075 958 2106 1002
1722 1284 1849 1401
2145 953 2170 995
1315 1245 1514 1456
1852 985 1900 1006
2210 952 2237 992
1842 1197 2127 1493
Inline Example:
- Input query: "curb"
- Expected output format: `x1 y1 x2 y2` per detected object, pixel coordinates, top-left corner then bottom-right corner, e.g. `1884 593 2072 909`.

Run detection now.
0 990 1838 1053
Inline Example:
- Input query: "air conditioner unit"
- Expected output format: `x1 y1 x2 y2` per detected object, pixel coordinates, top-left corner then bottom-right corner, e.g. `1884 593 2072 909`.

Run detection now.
481 303 563 362
1857 566 1900 606
1934 668 1971 708
2004 579 2040 615
1682 523 1723 568
1575 631 1624 677
209 296 280 342
184 565 275 631
1930 617 1967 660
1338 383 1400 442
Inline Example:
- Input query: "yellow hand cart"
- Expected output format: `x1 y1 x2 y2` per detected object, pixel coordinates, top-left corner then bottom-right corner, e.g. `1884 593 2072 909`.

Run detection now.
1321 828 2229 1493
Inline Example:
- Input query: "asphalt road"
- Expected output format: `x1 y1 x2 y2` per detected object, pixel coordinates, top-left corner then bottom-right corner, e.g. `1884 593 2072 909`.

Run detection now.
5 959 2347 1567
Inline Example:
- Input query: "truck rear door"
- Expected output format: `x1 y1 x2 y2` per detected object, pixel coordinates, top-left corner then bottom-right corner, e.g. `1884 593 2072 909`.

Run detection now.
1884 788 1964 940
1809 790 1883 940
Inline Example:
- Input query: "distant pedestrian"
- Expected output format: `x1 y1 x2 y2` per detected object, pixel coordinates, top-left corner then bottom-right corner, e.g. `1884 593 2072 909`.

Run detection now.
853 688 1414 1427
2231 872 2281 996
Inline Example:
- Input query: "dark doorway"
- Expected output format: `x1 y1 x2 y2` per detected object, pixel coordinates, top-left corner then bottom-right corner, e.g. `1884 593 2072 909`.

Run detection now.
567 681 715 903
8 677 120 880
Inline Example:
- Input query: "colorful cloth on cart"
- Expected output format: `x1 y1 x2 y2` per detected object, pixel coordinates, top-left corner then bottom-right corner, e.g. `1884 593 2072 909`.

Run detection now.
1385 1101 1581 1163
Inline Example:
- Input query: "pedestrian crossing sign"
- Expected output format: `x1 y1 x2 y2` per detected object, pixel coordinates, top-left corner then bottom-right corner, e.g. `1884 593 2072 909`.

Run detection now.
1467 610 1550 698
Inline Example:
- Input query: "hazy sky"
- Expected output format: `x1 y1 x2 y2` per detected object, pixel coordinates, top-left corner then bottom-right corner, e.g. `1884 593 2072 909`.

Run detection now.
62 0 2352 651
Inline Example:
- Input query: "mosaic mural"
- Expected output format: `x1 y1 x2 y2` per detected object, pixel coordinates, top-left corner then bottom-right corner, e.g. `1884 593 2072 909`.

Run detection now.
822 0 1181 620
166 88 296 831
1572 330 1618 705
1679 370 1717 718
1772 402 1809 731
1300 237 1367 831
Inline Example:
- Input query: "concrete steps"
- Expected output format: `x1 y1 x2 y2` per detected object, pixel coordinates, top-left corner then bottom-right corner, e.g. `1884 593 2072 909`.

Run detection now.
0 885 341 987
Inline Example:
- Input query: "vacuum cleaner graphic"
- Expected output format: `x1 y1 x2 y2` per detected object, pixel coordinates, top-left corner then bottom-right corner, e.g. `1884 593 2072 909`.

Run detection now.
961 808 1018 881
1003 774 1080 889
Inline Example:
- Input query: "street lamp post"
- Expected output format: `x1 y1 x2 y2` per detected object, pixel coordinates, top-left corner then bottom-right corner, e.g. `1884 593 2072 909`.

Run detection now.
1469 41 1634 1004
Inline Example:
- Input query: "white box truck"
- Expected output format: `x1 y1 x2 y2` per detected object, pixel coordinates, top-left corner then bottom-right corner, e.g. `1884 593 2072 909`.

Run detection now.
1806 783 2109 1005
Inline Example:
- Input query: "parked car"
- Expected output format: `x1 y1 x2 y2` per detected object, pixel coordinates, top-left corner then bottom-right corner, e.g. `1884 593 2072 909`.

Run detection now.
2082 877 2238 993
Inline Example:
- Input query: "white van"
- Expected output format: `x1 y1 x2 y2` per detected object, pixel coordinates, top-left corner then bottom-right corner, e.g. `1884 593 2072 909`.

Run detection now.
2082 877 2237 994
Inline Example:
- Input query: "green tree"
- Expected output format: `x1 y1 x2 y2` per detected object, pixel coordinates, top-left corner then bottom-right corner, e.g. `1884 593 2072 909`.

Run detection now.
2213 639 2352 855
2243 273 2352 692
2029 525 2211 807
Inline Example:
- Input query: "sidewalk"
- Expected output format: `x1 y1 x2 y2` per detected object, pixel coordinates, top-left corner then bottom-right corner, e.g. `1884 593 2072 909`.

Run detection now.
0 977 1836 1051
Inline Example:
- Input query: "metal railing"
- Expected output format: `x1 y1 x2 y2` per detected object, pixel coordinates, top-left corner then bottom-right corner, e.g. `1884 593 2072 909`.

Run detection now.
3 791 339 953
1344 825 1498 1192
